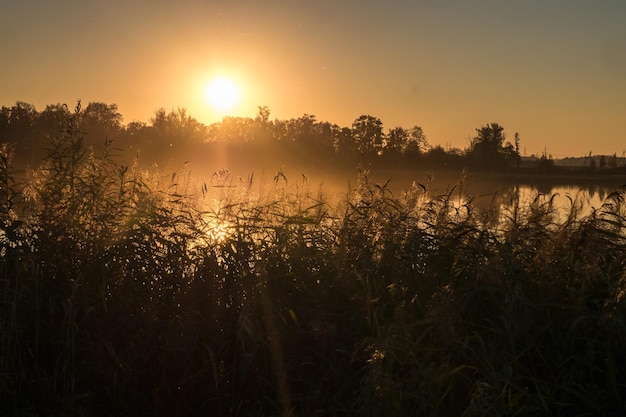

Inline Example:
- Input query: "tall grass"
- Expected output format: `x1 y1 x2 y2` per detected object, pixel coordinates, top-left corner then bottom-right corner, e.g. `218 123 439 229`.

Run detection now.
2 109 626 416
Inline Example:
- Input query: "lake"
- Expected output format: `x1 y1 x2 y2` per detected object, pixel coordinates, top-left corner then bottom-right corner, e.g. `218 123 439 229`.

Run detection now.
370 169 626 222
190 160 626 224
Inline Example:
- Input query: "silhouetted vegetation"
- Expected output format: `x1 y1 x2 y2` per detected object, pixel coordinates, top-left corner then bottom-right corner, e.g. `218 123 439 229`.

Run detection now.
3 100 626 179
2 104 626 416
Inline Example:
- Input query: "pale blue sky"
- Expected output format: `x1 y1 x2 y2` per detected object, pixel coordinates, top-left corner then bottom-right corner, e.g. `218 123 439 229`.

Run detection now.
2 0 625 156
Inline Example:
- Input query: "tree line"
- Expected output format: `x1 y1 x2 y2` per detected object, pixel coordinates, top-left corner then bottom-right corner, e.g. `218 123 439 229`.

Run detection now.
1 99 609 175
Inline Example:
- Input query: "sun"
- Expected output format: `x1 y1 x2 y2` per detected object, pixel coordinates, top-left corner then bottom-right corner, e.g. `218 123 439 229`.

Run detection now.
205 77 240 112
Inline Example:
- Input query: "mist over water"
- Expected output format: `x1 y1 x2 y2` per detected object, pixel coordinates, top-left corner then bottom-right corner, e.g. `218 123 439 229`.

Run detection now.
182 148 623 224
2 101 625 227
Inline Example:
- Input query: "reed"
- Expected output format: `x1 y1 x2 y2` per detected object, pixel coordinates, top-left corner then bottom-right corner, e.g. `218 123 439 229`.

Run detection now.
2 110 626 416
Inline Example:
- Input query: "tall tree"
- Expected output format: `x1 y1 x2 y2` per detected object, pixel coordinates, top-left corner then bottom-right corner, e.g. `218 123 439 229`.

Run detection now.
351 115 385 154
3 102 39 160
208 116 255 143
0 106 11 140
332 126 354 154
39 104 70 131
150 107 207 146
386 127 408 154
7 102 38 141
80 102 123 147
405 126 428 155
385 125 428 156
468 123 510 171
253 106 273 142
514 132 521 168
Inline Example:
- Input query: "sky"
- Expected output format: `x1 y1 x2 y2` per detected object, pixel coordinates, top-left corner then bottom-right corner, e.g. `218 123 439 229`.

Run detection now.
2 0 626 157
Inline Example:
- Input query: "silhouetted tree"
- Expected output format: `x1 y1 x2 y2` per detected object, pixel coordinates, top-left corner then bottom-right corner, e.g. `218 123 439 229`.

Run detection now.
292 114 318 143
255 105 271 124
351 115 384 155
316 121 335 151
6 102 38 142
39 104 70 131
514 132 521 168
471 123 504 159
253 106 274 143
123 121 150 153
125 121 148 137
386 127 408 154
405 126 428 155
291 115 333 149
31 104 73 161
425 145 449 168
208 116 255 143
468 123 517 171
384 125 428 165
333 126 354 155
151 107 207 147
80 102 123 147
502 142 519 167
1 102 39 163
0 106 10 140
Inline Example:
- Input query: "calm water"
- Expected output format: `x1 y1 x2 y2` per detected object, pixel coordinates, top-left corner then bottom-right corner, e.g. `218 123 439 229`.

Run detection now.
196 162 626 223
387 171 626 221
314 169 626 222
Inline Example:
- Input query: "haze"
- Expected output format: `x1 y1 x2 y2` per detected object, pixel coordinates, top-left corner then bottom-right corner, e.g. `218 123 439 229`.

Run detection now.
2 0 625 157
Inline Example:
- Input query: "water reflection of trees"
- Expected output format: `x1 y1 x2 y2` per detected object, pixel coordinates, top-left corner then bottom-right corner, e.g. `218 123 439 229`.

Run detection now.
454 179 521 226
463 180 622 223
381 173 624 226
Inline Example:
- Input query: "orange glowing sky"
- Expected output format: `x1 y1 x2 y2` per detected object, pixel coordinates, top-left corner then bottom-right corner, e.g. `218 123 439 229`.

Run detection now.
2 0 626 157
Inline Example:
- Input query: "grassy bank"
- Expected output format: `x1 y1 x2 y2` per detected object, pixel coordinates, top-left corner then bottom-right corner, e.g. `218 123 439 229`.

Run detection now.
2 129 626 416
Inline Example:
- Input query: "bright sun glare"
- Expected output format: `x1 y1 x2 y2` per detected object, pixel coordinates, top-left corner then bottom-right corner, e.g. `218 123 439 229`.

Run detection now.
205 78 240 112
